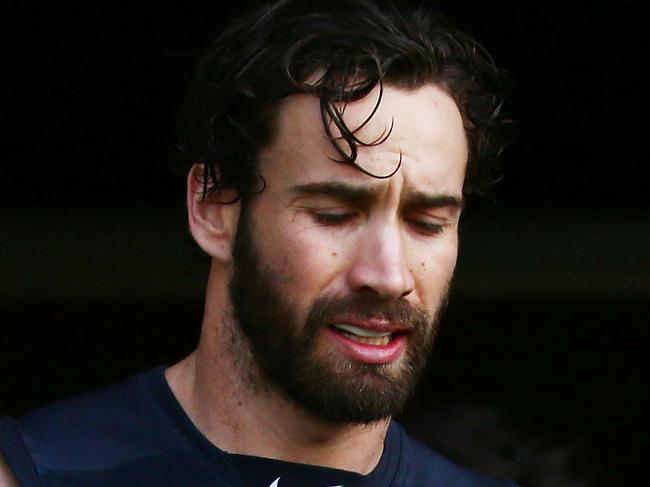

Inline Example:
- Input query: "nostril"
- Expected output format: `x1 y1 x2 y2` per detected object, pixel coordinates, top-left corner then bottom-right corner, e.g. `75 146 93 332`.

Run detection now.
400 287 413 299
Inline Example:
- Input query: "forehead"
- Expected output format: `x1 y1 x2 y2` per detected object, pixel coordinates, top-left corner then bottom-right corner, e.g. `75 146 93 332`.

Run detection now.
259 84 468 195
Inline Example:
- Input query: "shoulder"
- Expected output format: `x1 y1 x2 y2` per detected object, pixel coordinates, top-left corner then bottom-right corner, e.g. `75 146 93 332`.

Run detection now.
0 368 171 475
393 422 519 487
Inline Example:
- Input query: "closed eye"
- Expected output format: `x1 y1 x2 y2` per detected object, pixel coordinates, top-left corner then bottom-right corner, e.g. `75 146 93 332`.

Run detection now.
313 212 356 226
407 219 444 235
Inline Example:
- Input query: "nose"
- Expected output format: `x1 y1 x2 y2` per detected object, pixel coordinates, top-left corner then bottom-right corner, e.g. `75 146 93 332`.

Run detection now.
346 220 415 300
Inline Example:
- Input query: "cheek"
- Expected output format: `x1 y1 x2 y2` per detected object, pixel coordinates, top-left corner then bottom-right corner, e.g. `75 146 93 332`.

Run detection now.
267 229 347 298
412 238 458 305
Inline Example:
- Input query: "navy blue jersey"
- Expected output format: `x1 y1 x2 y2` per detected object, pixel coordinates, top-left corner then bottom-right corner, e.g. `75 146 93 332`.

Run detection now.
1 367 518 487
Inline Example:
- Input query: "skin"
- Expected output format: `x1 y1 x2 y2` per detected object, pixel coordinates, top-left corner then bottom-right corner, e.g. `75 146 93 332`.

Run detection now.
0 454 20 487
166 83 468 474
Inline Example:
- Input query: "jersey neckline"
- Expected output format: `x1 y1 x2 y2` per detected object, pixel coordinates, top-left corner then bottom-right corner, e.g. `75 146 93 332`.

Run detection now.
141 365 403 487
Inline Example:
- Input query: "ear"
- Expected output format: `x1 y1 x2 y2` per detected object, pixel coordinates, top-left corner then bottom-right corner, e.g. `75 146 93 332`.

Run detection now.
187 165 241 263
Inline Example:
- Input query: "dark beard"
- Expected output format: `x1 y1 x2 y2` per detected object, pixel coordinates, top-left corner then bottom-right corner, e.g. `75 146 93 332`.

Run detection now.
229 209 446 424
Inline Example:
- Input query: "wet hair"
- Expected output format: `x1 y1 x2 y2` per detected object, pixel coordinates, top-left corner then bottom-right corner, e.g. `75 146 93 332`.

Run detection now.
178 0 506 201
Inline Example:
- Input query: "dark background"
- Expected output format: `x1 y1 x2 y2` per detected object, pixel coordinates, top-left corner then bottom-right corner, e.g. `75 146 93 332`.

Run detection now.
2 1 648 485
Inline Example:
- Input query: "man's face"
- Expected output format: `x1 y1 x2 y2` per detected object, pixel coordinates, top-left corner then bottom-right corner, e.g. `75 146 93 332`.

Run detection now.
229 84 467 423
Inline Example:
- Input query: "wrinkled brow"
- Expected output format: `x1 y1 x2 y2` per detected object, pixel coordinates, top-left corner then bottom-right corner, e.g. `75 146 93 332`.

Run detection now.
402 191 464 211
290 181 464 210
291 182 378 205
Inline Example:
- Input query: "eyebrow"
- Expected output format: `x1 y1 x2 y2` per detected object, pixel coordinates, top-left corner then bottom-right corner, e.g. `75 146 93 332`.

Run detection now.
404 190 465 211
290 181 464 210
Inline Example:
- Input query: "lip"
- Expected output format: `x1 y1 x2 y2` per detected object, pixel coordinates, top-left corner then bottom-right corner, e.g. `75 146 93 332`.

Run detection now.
329 316 409 334
325 326 408 365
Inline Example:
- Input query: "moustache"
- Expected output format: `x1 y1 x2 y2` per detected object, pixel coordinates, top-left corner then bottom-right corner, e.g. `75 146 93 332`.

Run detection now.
306 293 432 332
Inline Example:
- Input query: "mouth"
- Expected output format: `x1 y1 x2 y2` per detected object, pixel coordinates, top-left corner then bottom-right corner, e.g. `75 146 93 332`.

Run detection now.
327 321 408 364
330 323 395 345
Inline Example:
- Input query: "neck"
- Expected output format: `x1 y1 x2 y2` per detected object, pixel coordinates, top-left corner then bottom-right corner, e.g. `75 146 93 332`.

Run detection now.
165 270 389 475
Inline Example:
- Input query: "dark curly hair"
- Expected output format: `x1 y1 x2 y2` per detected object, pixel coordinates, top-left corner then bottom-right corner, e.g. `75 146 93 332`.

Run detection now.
179 0 506 201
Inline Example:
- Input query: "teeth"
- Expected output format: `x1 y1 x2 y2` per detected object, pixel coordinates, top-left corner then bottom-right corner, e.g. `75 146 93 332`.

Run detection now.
332 324 392 337
332 324 394 345
337 331 391 346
